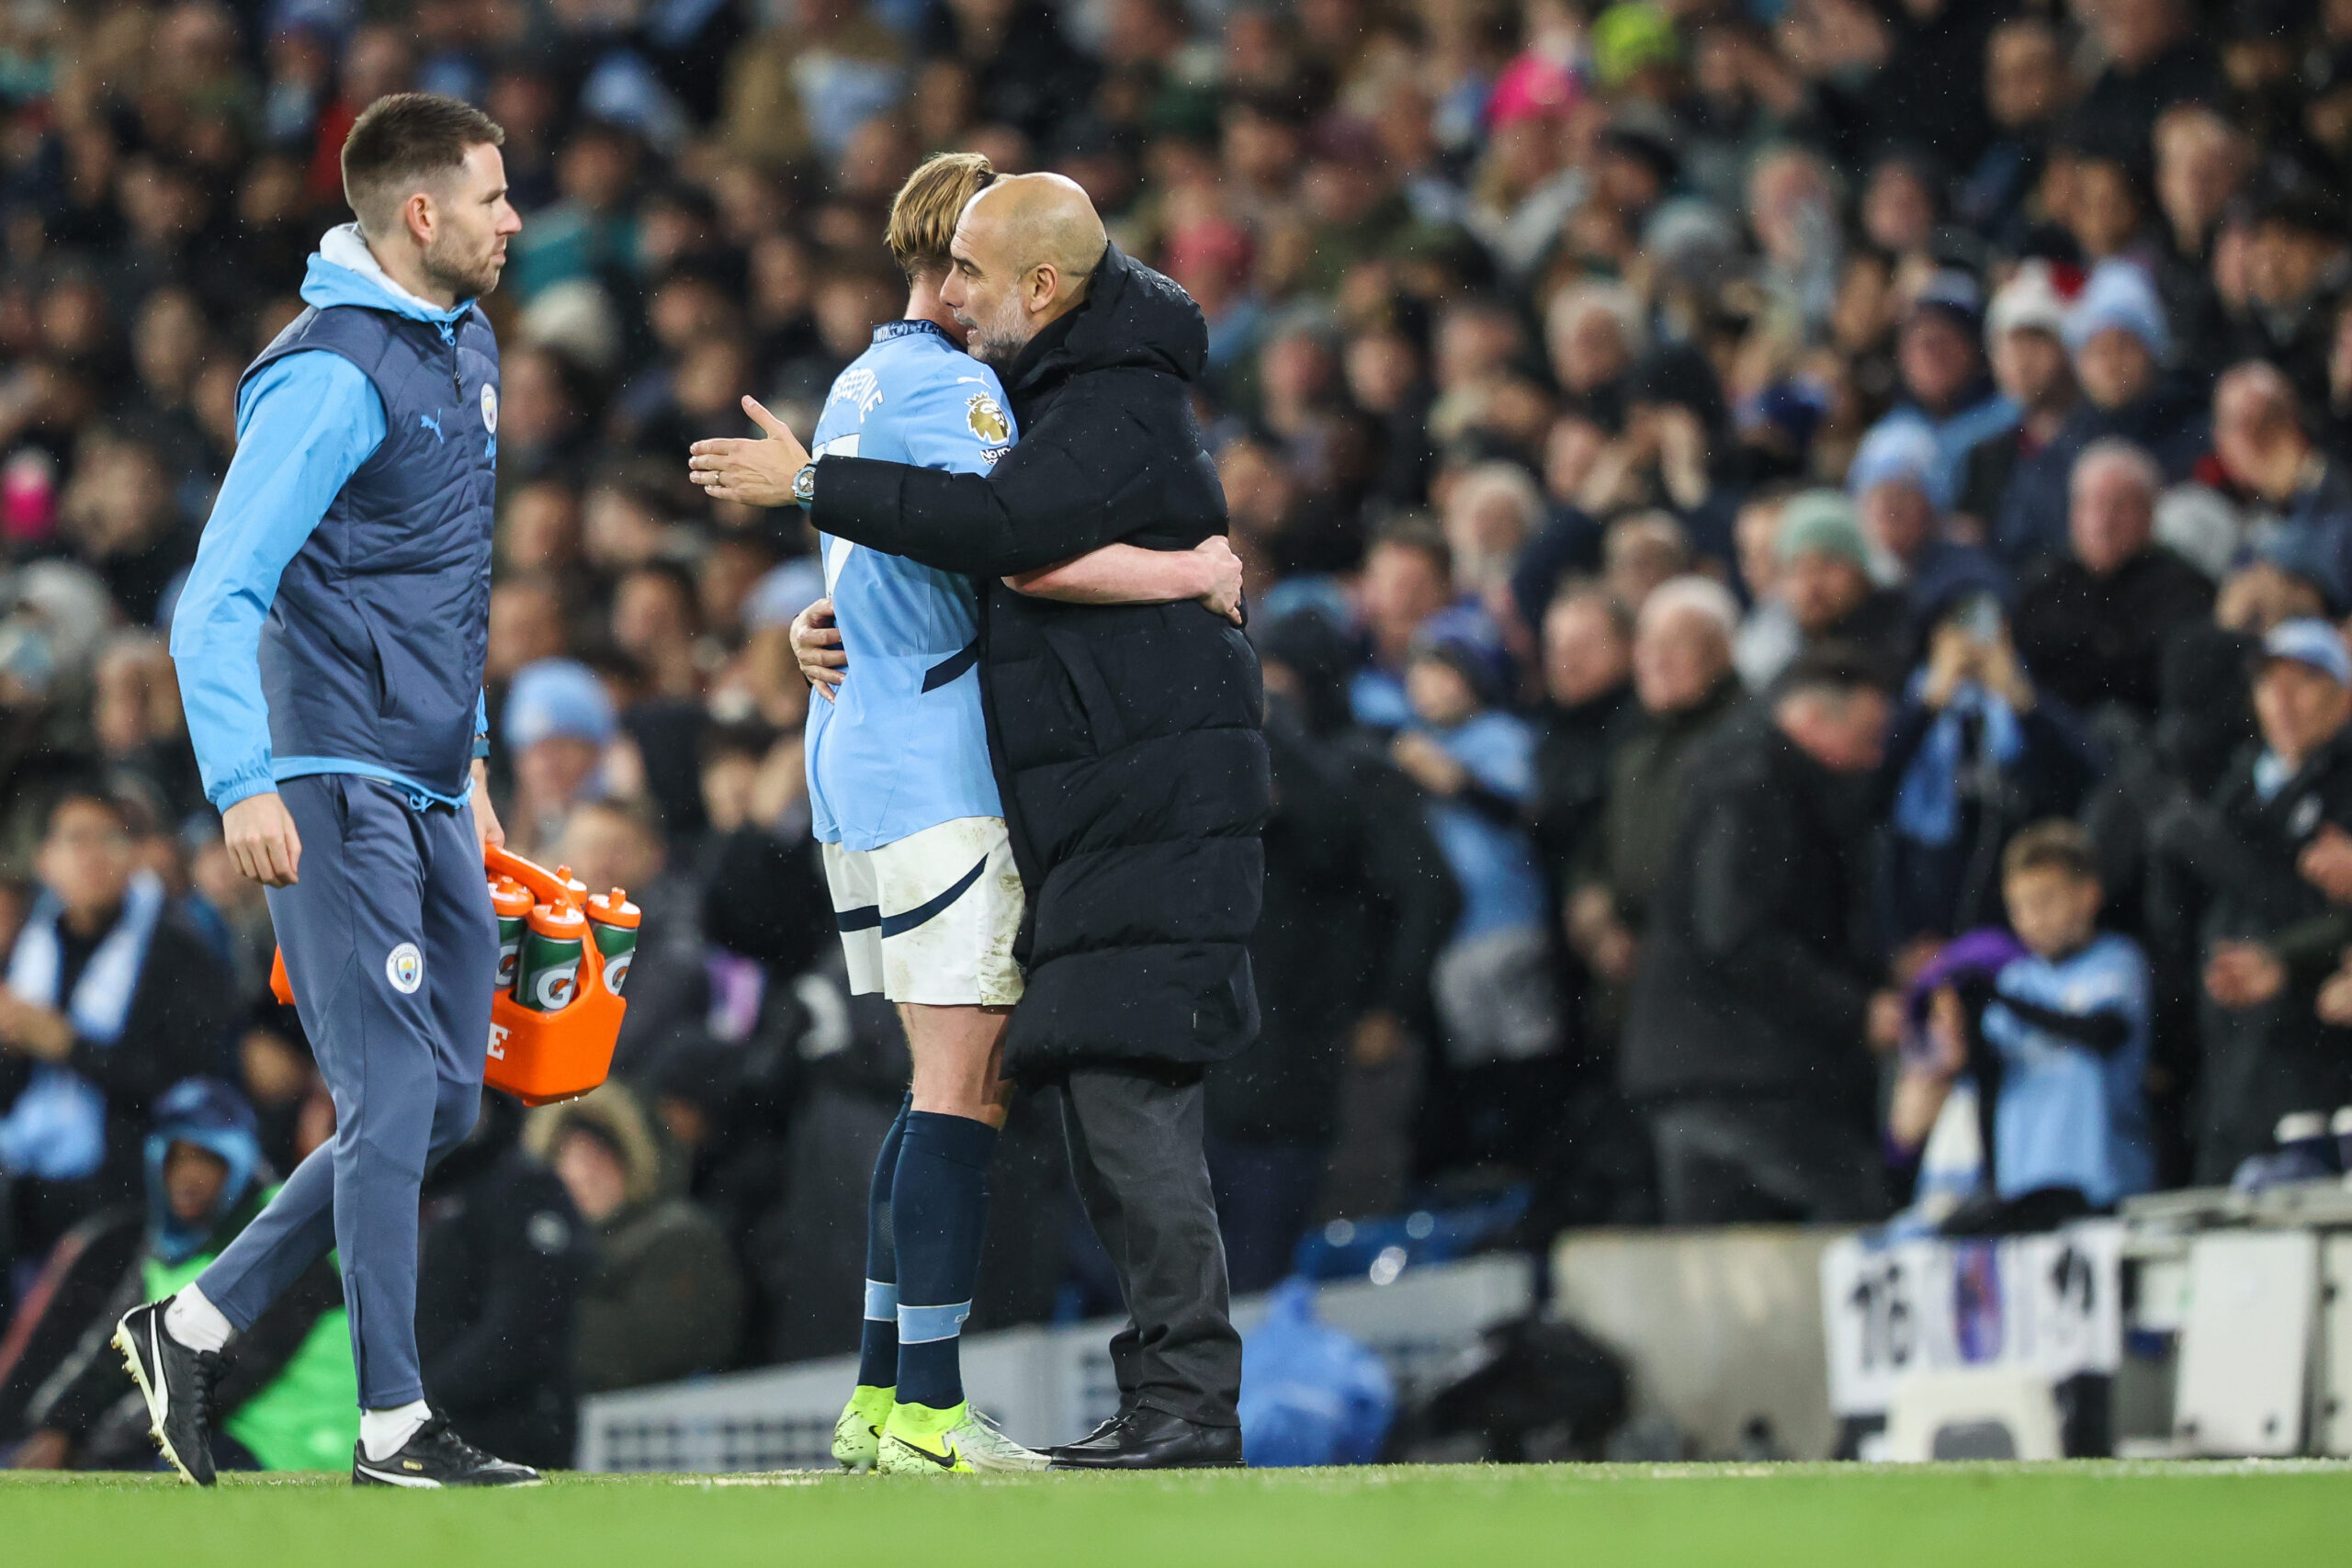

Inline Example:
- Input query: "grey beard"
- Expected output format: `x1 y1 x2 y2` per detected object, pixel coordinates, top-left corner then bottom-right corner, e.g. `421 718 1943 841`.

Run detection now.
971 330 1024 367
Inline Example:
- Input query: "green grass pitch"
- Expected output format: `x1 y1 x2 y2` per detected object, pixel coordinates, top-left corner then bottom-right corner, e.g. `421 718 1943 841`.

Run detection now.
6 1461 2347 1567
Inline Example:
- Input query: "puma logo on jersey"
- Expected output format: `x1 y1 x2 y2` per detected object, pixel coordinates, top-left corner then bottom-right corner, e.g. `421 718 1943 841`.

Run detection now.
419 412 446 443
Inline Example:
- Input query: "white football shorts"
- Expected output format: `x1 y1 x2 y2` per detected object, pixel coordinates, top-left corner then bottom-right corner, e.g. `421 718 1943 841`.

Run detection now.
821 816 1025 1008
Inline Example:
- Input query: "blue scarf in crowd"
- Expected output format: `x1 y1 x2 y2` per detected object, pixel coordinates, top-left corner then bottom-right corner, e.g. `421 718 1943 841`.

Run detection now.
1892 682 2024 849
0 870 165 1181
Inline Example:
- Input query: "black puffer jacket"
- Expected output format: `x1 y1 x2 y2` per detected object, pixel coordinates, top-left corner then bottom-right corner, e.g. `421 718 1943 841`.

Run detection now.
1620 706 1882 1113
811 244 1268 1077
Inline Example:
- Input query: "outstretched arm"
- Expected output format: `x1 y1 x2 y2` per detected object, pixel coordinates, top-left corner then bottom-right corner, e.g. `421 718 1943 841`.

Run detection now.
690 395 1136 576
1010 536 1245 624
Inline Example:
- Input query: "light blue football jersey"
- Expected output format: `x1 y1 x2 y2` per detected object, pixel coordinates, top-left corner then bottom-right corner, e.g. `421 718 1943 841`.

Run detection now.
804 321 1020 851
1980 932 2155 1208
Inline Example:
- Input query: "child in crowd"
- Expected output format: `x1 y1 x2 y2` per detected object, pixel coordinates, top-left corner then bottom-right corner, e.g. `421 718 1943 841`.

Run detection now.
1388 610 1558 1068
1889 820 2154 1227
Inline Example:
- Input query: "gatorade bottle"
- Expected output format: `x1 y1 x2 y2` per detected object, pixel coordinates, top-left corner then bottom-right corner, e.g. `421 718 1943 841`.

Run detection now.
514 901 588 1012
550 863 591 905
584 888 641 999
489 877 535 991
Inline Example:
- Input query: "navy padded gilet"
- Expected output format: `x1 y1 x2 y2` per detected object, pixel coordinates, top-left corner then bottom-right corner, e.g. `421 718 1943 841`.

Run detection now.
242 301 499 800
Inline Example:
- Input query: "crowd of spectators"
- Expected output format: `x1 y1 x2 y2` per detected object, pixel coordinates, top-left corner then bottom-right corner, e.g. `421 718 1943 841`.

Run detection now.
9 0 2352 1464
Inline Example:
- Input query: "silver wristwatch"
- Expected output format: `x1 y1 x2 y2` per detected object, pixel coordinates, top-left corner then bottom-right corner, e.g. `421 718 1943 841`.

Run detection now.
792 461 818 510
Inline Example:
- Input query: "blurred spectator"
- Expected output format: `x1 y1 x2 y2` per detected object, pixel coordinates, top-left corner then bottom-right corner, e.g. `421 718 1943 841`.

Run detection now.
527 1084 743 1395
1959 263 2080 533
1565 578 1742 1041
551 799 707 1088
2154 619 2352 1182
1623 648 1900 1224
1773 490 1914 682
56 431 190 627
1998 260 2210 562
1883 601 2100 950
1350 520 1455 730
2211 360 2352 598
1527 582 1638 887
2012 441 2215 719
1872 272 2018 511
1212 649 1454 1292
1889 823 2155 1225
1392 613 1555 1075
1730 487 1802 691
2 786 231 1306
503 658 616 857
1847 419 2006 626
4 1078 356 1472
2226 184 2352 409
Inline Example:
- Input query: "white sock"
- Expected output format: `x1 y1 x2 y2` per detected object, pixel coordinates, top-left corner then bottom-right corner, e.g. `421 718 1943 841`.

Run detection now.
164 1286 232 1354
360 1401 433 1462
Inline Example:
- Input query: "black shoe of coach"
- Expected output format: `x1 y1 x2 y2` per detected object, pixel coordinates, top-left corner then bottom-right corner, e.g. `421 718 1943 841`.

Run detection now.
1048 1407 1244 1470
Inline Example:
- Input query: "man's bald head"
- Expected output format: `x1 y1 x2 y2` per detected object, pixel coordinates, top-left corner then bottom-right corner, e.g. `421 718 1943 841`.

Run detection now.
944 172 1110 367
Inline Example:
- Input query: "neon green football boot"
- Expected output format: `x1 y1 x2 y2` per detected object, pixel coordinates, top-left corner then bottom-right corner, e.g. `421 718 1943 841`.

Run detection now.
877 1401 1047 1475
833 1384 893 1472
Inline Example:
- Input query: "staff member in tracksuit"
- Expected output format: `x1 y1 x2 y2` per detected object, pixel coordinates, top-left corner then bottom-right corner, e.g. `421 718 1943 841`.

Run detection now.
113 93 537 1491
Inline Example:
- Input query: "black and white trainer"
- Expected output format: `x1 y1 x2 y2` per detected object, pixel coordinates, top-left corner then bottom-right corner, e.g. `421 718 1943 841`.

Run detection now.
112 1297 223 1487
352 1413 544 1488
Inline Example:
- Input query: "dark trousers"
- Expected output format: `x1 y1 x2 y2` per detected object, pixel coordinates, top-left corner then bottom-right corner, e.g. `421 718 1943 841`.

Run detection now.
1649 1098 1889 1226
198 775 493 1409
1057 1067 1241 1428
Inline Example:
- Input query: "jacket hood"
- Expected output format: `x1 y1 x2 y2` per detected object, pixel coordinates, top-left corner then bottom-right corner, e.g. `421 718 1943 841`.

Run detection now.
144 1077 266 1264
300 223 476 331
1010 243 1208 394
523 1080 662 1209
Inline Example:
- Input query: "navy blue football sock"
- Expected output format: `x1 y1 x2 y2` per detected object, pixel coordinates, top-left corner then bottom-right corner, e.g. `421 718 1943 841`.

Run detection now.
892 1110 998 1411
856 1095 913 1391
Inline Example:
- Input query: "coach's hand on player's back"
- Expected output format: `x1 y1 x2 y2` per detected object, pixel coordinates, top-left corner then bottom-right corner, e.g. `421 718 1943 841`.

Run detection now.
792 597 847 699
688 396 810 506
222 791 302 886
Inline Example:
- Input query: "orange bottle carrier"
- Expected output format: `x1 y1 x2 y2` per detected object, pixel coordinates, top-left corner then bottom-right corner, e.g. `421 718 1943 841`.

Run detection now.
269 843 628 1106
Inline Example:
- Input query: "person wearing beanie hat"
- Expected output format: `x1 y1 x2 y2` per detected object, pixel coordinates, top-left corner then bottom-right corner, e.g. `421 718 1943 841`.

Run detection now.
503 657 616 855
1389 606 1560 1082
1996 259 2209 563
503 656 617 751
1849 420 2009 627
2063 257 2171 372
1775 490 1917 682
1958 260 2082 527
1776 489 1871 572
1872 265 2019 513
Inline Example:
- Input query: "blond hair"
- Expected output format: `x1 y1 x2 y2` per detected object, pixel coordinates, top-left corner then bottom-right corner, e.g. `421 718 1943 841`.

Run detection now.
886 152 995 281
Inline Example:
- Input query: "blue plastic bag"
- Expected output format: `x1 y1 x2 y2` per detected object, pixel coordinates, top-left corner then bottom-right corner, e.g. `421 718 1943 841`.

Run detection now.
1238 1279 1396 1467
